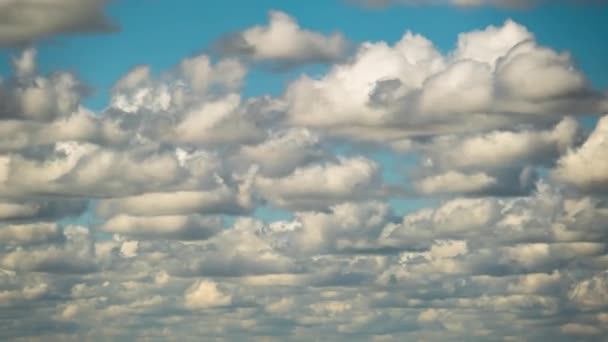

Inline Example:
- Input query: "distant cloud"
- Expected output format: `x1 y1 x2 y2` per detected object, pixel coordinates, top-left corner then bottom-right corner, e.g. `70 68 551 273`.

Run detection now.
0 0 118 47
214 11 350 70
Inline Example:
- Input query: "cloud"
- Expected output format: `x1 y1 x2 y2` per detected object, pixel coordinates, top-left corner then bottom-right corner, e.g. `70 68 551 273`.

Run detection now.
410 117 580 196
553 115 608 193
0 226 97 274
261 201 392 256
285 20 607 142
568 271 608 309
96 188 253 217
0 49 85 122
98 214 224 240
235 128 324 177
1 14 608 341
215 11 350 69
164 219 297 277
254 157 383 210
0 0 117 47
0 222 63 245
414 171 499 195
184 280 232 309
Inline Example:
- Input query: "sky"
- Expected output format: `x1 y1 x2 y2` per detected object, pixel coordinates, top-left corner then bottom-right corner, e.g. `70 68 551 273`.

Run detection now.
1 0 608 341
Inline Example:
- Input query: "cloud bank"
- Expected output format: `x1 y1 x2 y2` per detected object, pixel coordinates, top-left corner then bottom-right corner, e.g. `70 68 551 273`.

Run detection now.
1 12 607 341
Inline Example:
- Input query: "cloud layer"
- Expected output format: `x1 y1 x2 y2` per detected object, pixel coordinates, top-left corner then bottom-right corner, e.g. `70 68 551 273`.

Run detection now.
1 11 607 341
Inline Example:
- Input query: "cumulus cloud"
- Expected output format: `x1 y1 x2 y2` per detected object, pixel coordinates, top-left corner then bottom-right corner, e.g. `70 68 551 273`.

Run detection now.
215 11 350 69
553 115 608 193
285 20 607 142
1 12 608 342
98 214 224 240
254 157 383 210
0 226 97 274
0 222 63 245
0 0 117 47
411 117 580 196
184 280 232 309
0 49 85 122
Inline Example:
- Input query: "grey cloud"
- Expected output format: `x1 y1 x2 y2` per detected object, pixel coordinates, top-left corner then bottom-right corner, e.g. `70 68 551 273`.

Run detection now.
0 0 117 47
553 115 608 193
98 214 224 241
0 50 85 122
254 157 385 211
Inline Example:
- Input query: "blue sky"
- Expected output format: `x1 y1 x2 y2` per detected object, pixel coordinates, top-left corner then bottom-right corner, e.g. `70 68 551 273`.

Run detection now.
2 1 608 340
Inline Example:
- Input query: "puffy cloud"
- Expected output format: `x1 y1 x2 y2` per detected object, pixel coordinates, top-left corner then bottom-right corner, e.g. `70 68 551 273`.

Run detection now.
235 128 324 177
419 117 580 172
164 219 297 277
0 222 62 245
261 201 392 255
411 117 580 195
284 20 607 142
184 280 232 309
0 198 87 222
0 142 232 198
98 214 223 240
216 11 349 68
255 157 382 210
553 115 608 193
0 49 84 122
0 282 48 306
0 0 117 47
568 271 608 309
0 52 128 152
0 226 97 274
414 171 498 195
106 55 277 150
96 188 253 218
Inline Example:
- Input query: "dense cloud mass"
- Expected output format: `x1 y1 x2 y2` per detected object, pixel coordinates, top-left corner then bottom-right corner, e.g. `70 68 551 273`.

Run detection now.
1 8 607 341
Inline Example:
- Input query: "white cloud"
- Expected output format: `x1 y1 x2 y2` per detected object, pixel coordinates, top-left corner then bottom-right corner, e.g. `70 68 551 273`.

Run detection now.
0 222 62 245
554 115 608 192
415 171 498 195
184 280 232 309
217 11 349 68
255 157 381 210
96 188 253 218
284 20 607 142
99 214 223 240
